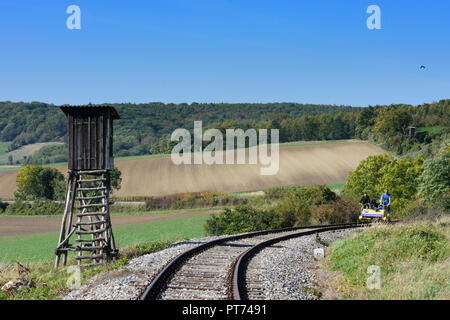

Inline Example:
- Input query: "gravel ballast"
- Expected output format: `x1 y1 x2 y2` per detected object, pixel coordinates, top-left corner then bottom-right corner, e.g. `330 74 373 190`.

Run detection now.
64 229 359 300
245 228 359 300
63 235 226 300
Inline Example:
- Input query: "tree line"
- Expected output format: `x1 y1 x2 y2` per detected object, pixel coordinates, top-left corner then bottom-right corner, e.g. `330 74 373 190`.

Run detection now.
0 101 361 158
0 99 448 164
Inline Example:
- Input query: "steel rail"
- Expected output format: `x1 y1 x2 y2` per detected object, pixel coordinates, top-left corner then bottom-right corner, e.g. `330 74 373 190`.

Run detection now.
231 222 364 300
139 222 370 300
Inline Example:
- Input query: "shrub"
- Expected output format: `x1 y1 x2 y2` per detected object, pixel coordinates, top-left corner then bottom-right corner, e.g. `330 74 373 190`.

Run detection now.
4 200 63 215
311 198 359 224
110 204 147 213
418 146 450 210
204 185 350 235
395 199 430 220
204 205 277 236
272 185 338 227
297 185 337 206
264 186 297 199
110 167 122 191
143 192 246 211
396 198 447 221
0 201 9 213
200 191 223 206
273 192 312 227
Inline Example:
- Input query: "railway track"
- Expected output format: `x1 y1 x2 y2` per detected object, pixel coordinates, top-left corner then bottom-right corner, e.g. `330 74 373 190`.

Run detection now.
140 222 368 300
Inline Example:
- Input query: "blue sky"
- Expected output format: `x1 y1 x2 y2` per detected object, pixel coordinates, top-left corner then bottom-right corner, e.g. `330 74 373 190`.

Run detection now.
0 0 449 106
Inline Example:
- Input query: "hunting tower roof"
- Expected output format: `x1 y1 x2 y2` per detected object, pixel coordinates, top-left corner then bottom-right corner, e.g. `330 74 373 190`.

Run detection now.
60 105 120 120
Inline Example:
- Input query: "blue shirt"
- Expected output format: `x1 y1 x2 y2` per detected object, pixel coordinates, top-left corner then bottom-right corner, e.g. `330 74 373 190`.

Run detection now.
381 193 391 205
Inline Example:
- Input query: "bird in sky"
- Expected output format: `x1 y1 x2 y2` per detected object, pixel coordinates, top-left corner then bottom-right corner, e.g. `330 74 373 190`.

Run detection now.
420 65 426 70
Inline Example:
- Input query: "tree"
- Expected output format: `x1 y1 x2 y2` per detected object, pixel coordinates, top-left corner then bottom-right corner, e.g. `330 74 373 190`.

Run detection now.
38 167 66 200
372 107 412 152
355 106 376 139
376 157 424 208
345 154 425 211
15 165 41 199
344 155 391 199
15 165 65 200
417 146 450 209
110 167 122 191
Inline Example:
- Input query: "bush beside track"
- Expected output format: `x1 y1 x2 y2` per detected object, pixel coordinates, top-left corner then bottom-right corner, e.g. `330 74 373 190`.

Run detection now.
204 185 359 236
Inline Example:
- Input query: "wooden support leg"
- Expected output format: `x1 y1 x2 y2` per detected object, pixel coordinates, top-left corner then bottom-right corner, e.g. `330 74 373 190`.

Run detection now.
55 173 75 268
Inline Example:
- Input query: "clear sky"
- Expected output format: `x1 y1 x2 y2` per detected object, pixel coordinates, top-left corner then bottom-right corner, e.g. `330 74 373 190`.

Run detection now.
0 0 449 106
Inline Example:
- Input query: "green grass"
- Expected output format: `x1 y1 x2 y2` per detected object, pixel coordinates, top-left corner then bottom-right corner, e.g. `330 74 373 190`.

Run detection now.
0 165 22 171
326 218 450 299
0 142 63 165
416 126 446 134
0 214 214 264
110 206 222 216
0 142 11 156
0 240 173 300
327 183 345 191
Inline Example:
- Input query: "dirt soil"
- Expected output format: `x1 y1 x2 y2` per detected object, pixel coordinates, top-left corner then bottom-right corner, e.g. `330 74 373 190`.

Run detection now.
0 209 221 237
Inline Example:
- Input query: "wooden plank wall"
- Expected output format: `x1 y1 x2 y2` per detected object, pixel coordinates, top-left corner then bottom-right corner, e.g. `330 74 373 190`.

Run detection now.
67 109 112 171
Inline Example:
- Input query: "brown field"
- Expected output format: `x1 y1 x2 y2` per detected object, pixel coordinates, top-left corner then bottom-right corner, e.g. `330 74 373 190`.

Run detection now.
0 141 385 200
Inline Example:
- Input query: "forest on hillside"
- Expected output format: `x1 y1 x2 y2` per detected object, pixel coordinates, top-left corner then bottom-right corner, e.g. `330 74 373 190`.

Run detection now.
0 102 360 158
0 99 448 164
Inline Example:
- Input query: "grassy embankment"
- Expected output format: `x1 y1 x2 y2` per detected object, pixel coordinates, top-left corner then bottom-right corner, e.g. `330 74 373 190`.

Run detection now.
323 217 449 299
0 240 172 300
0 213 216 299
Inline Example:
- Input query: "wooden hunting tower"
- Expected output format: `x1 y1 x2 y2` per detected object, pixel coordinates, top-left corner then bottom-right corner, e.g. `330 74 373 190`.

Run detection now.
55 106 120 268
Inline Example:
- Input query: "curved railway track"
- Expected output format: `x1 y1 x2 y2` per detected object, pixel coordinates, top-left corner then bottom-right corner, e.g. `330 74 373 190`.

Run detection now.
140 222 368 300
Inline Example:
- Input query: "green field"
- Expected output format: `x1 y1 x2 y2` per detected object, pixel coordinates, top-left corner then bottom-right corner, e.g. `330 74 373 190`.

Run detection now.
0 142 63 165
0 214 213 264
416 126 446 134
0 142 11 156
